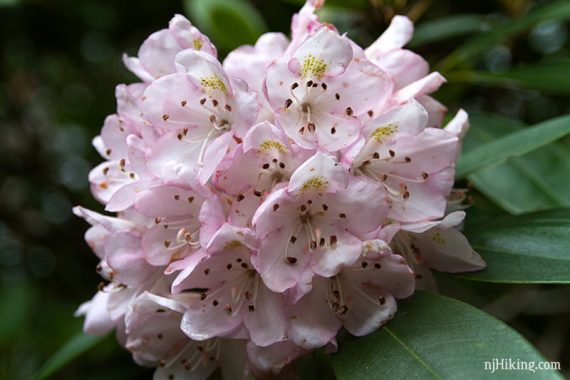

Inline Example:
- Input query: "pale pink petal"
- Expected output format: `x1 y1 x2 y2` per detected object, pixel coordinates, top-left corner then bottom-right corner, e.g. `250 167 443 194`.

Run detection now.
371 49 428 89
288 151 348 195
286 278 341 349
75 291 115 335
243 284 287 347
289 27 353 79
394 72 446 103
105 232 155 286
366 15 414 55
417 95 447 129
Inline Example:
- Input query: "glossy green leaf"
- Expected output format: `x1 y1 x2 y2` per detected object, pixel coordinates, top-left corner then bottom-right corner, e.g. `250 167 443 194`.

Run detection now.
184 0 267 51
447 60 570 95
334 292 561 380
462 209 570 283
437 0 570 72
463 113 570 214
32 333 107 380
456 114 570 179
410 14 487 47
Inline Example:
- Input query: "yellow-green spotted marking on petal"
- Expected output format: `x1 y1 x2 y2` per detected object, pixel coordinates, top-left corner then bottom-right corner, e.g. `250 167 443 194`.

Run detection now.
371 124 399 142
431 232 445 245
300 176 329 193
302 54 328 80
224 240 243 249
193 39 203 50
259 140 288 154
200 75 227 93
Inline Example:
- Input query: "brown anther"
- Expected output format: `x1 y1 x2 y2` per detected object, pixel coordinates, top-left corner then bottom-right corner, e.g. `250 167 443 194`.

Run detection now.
285 99 293 108
286 257 298 264
405 156 412 163
249 305 255 312
300 204 307 212
374 263 381 269
241 262 248 269
273 204 280 211
181 100 187 106
212 300 219 306
421 172 429 179
307 80 314 87
188 196 194 203
299 126 305 135
331 126 336 134
379 296 386 305
106 148 112 156
119 158 126 168
177 133 183 141
102 167 109 175
322 204 328 211
367 110 374 117
291 82 299 90
322 83 328 90
335 93 340 100
290 236 297 244
346 107 353 116
225 104 232 112
403 191 410 200
200 293 207 300
174 194 180 200
339 213 346 218
200 98 206 105
319 237 325 247
362 160 371 166
330 235 337 245
373 152 380 159
164 240 171 248
162 114 169 121
307 122 316 132
389 150 395 157
209 114 216 123
253 190 262 197
362 261 368 268
310 240 317 250
226 263 232 270
204 268 210 275
212 99 219 107
262 163 270 169
236 194 245 201
279 162 285 169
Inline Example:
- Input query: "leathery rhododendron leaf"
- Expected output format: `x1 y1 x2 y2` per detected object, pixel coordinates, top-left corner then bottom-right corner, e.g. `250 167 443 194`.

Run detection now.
333 292 562 380
461 209 570 284
70 0 493 378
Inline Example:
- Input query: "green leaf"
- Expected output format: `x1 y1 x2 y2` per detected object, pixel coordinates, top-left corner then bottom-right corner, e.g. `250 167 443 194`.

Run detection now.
184 0 267 52
463 113 570 214
409 14 487 47
437 0 570 72
334 292 562 380
456 114 570 179
447 60 570 96
462 209 570 284
32 333 107 380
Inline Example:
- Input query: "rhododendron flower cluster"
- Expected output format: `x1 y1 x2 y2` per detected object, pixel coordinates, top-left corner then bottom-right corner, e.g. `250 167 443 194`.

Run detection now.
75 1 485 378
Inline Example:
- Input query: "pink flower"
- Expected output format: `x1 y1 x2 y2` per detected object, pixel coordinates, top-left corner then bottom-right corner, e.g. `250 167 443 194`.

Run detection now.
253 152 388 293
286 241 415 349
264 27 392 151
123 14 217 82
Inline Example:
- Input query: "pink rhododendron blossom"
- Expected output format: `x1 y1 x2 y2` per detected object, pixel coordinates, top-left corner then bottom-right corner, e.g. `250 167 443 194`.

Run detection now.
75 2 485 378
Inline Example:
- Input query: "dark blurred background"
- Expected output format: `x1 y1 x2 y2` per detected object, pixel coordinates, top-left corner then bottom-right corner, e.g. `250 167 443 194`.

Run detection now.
1 0 569 379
